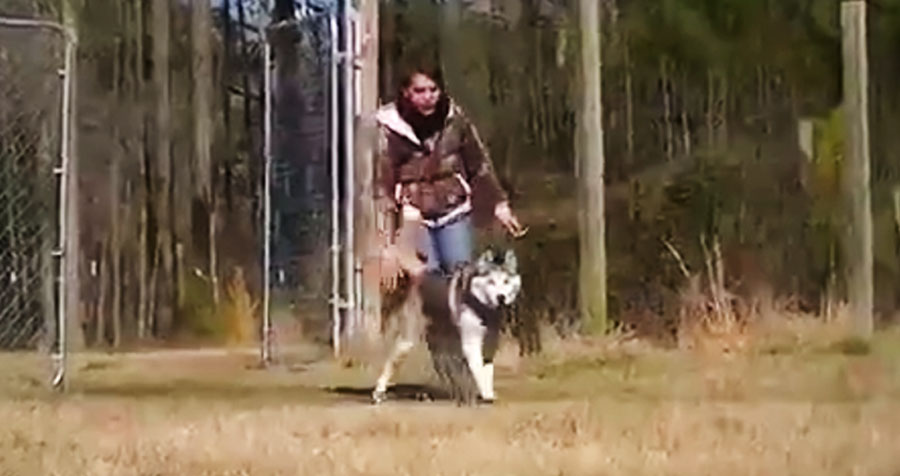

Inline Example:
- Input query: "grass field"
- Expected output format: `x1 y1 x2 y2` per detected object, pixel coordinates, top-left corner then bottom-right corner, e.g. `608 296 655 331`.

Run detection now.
2 320 900 475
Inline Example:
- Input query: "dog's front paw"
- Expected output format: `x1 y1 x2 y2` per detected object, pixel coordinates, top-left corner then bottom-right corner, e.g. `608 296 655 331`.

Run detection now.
371 389 388 405
476 395 496 405
414 390 434 402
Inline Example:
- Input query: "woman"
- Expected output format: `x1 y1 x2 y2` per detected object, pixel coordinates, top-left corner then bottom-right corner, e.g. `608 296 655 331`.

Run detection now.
374 63 525 276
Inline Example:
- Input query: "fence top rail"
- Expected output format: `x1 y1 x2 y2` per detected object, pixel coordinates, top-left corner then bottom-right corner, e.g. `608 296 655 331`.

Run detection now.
0 16 74 41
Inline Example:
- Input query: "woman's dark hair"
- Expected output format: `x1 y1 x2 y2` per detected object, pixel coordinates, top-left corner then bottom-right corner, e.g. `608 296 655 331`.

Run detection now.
394 58 450 142
394 59 446 100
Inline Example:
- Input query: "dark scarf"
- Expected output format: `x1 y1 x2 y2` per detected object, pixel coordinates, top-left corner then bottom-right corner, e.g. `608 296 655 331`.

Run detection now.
397 93 451 144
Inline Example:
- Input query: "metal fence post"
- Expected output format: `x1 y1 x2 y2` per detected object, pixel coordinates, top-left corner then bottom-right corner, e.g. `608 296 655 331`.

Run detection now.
52 26 76 391
329 9 342 357
342 0 357 338
261 33 274 366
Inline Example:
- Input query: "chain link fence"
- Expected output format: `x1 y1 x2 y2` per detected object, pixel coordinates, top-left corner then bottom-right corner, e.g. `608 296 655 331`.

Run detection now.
0 16 73 387
263 4 341 364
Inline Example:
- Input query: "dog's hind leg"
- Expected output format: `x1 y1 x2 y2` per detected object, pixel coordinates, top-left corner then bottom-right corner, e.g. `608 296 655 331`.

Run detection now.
372 337 414 404
373 284 423 404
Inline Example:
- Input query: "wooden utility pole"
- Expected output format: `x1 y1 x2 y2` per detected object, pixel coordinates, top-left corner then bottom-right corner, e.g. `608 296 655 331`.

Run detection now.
355 0 381 342
841 0 873 338
577 0 608 333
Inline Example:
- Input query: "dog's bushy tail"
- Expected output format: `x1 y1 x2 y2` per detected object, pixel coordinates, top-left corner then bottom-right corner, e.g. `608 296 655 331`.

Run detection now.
425 320 480 405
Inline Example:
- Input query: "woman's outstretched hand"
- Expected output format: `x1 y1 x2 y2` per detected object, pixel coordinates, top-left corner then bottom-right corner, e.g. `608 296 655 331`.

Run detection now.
379 210 426 291
494 201 527 238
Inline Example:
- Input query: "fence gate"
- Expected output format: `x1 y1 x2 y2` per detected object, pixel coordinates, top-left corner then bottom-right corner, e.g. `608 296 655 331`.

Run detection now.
0 17 75 389
262 3 346 364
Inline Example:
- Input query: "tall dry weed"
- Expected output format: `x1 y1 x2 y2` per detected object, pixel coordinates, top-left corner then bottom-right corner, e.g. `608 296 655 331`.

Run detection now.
221 267 258 346
665 234 857 357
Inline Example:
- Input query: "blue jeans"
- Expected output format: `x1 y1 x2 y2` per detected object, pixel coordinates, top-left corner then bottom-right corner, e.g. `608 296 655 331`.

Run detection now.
417 214 474 275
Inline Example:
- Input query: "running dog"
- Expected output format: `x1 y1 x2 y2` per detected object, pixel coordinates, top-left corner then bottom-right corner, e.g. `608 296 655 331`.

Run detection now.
372 247 522 405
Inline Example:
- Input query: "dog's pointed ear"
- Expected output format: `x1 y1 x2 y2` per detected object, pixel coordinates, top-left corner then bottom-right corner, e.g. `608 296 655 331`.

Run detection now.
476 249 495 271
503 249 518 273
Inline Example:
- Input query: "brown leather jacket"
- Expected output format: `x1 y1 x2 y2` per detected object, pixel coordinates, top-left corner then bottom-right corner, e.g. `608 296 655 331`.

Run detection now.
374 100 507 241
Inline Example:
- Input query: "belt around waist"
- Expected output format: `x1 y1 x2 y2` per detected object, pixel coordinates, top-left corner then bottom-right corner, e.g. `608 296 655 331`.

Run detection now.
401 200 472 229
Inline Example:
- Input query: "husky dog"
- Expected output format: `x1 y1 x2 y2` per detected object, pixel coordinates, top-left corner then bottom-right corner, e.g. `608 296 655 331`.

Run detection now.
372 248 522 405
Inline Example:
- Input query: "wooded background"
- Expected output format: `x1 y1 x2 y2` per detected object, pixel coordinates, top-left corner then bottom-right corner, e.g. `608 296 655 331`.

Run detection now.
2 0 898 353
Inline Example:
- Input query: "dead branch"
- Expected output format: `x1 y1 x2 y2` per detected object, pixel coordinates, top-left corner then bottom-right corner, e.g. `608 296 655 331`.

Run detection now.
662 238 691 279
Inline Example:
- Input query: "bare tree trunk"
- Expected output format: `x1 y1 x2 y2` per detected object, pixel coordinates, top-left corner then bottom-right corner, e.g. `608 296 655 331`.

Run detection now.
135 0 149 341
756 65 772 135
439 1 464 103
209 206 219 306
660 57 673 161
237 5 255 131
222 0 233 210
891 187 900 317
756 65 764 132
706 68 714 152
577 0 608 333
147 245 159 335
440 1 493 132
176 242 186 312
825 239 838 320
528 78 540 156
138 140 149 340
122 179 134 341
757 65 764 119
841 0 873 338
680 69 691 158
152 0 174 336
96 241 108 346
535 25 549 153
110 24 123 348
236 0 258 242
192 0 218 306
380 0 395 100
719 73 729 149
121 0 139 345
624 32 634 164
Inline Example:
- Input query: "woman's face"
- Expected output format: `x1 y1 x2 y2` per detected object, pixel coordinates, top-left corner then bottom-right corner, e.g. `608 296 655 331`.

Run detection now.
403 73 441 116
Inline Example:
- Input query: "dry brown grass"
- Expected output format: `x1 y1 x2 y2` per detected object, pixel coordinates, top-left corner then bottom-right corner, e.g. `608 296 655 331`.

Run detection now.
3 397 899 475
2 318 899 475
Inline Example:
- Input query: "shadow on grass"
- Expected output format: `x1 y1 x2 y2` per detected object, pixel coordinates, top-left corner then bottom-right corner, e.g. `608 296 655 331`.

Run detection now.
327 383 452 403
68 380 330 403
60 380 452 406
